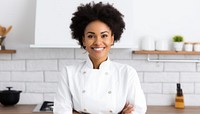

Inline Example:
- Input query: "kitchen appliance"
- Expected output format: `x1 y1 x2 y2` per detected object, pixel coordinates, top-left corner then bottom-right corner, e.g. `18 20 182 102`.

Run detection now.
0 87 22 106
33 101 54 112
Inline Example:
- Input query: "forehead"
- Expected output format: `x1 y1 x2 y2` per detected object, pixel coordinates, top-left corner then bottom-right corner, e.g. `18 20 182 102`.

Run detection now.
84 20 111 33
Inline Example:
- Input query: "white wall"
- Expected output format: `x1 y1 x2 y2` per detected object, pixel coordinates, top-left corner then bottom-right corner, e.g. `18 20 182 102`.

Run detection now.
34 0 200 49
0 0 200 106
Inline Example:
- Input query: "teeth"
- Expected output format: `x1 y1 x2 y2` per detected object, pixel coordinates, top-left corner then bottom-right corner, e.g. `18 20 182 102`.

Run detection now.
93 47 104 51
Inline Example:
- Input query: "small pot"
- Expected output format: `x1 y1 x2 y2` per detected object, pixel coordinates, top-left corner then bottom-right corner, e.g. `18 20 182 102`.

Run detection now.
0 87 22 106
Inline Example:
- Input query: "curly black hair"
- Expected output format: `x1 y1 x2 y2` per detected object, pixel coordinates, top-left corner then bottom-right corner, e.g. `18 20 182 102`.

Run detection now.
70 2 125 48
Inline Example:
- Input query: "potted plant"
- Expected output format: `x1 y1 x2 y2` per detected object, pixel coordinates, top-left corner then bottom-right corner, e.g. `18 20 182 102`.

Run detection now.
173 35 184 51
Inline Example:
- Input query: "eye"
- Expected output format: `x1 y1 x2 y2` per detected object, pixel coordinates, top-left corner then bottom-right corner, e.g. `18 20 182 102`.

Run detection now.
102 34 108 38
87 35 94 38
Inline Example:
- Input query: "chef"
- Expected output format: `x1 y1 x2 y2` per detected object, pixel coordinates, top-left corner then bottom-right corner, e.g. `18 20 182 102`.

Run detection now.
54 2 146 114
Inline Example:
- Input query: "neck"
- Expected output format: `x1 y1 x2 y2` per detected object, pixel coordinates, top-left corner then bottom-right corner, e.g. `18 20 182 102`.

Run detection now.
89 56 108 69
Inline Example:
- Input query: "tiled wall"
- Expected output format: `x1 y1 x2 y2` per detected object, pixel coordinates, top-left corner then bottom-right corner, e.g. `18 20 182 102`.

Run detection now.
0 48 200 106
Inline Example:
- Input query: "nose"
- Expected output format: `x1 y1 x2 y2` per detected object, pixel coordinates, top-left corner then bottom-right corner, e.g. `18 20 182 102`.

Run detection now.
94 36 103 45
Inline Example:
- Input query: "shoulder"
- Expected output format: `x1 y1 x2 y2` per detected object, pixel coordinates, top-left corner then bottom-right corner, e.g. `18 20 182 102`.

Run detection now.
63 60 85 72
110 61 139 83
110 61 137 73
59 61 86 81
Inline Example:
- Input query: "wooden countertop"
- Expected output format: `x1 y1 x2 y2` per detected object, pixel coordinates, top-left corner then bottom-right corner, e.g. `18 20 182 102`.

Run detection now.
0 105 52 114
146 106 200 114
0 105 200 114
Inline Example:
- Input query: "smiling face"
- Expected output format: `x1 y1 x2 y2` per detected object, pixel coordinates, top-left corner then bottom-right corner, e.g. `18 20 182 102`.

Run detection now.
83 20 114 64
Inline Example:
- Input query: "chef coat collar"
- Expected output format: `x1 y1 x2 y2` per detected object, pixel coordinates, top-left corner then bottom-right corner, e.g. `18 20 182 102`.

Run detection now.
85 55 110 70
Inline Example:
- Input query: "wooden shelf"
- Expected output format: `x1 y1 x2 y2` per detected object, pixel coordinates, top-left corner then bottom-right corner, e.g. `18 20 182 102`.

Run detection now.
133 50 200 55
0 49 16 54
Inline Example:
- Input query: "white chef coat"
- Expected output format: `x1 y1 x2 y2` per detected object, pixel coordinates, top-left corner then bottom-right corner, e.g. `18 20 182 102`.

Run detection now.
54 56 146 114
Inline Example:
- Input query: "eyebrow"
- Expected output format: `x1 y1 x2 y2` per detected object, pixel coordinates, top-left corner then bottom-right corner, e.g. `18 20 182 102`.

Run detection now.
86 31 109 34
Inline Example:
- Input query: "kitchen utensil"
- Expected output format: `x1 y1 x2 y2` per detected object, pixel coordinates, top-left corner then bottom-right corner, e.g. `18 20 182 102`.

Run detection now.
0 36 5 45
3 26 12 36
0 25 3 36
2 27 6 36
0 87 22 106
40 101 54 111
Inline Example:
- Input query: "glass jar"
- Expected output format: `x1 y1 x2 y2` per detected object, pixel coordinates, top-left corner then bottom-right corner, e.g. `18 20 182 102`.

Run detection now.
184 42 193 52
194 42 200 52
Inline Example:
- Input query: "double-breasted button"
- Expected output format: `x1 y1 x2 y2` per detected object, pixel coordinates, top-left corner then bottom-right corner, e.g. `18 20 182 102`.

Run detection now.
108 91 112 94
83 108 87 111
82 90 86 93
105 72 109 75
83 71 86 74
109 110 113 113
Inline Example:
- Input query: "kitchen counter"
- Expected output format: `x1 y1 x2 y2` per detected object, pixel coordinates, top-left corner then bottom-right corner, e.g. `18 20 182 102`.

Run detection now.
0 105 200 114
146 106 200 114
0 105 52 114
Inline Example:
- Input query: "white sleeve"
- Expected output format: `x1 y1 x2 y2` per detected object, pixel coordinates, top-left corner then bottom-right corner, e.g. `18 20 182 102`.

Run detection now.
127 69 147 114
53 67 73 114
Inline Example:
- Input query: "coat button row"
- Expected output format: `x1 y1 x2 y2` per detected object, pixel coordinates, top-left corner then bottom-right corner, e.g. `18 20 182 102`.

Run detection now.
82 71 109 75
82 90 111 94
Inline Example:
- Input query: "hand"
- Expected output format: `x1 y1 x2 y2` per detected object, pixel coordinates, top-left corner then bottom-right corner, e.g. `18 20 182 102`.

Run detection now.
73 111 79 114
121 102 134 114
73 110 79 114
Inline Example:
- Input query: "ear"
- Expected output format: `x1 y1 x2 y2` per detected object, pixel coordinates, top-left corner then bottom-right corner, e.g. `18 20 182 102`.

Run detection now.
111 35 114 45
82 36 86 46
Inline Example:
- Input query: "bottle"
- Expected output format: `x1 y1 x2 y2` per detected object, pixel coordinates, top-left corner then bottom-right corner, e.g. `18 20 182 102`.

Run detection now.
175 83 184 109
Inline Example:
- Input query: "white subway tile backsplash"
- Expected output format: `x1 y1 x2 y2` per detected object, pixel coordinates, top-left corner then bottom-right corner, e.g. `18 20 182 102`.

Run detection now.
141 83 162 94
26 83 57 93
184 94 200 106
137 72 144 82
195 83 200 94
163 83 194 94
132 54 158 60
109 49 132 59
180 72 200 82
44 93 55 101
19 93 43 104
159 55 185 59
197 63 200 71
147 94 175 105
0 82 25 92
0 72 11 81
165 63 196 72
115 60 163 71
0 60 25 71
144 72 179 82
45 71 59 82
0 54 11 60
163 83 176 94
75 48 88 59
27 60 57 71
11 72 43 82
181 83 195 94
1 49 200 106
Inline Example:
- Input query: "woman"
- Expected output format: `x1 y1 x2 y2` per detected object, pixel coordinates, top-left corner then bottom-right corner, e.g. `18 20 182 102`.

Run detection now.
54 2 146 114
